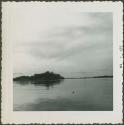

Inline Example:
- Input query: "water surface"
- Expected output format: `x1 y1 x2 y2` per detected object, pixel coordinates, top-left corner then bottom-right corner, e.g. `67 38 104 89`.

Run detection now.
13 78 113 111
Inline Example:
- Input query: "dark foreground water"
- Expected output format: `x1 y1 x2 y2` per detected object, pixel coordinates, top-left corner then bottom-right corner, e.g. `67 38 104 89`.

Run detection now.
13 78 113 111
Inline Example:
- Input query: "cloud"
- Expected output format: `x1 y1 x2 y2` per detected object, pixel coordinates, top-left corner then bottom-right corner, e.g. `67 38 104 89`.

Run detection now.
12 10 113 77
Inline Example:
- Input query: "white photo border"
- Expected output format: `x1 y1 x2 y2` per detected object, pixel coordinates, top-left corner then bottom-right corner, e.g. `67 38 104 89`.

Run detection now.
1 1 123 124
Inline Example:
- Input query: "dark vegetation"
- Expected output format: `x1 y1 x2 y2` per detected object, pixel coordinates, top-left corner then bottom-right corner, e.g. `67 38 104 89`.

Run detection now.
13 72 112 88
14 72 113 81
13 71 64 81
13 71 64 89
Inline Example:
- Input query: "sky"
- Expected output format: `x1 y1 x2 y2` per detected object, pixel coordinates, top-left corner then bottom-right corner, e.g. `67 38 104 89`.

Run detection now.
5 3 113 77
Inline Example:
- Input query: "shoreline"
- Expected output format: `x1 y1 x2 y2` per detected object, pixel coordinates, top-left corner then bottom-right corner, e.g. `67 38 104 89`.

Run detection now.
13 75 113 81
64 76 113 79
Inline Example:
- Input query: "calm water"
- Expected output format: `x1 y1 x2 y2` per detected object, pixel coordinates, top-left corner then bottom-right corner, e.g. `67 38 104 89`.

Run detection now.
13 78 113 111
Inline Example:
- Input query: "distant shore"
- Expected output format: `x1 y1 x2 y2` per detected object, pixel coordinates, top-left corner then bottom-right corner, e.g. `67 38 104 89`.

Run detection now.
64 75 113 79
13 71 113 81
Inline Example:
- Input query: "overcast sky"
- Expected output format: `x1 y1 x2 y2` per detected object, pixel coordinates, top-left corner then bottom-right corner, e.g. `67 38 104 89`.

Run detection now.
6 4 113 77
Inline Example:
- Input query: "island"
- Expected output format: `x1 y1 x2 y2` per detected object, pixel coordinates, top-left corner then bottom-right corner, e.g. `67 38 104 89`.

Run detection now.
13 71 64 81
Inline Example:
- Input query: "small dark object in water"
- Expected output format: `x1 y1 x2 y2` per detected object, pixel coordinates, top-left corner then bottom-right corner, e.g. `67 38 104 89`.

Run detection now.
72 91 75 94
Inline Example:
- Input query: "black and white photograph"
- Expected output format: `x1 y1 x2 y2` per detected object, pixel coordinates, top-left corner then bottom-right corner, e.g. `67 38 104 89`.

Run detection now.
13 9 113 111
1 2 123 124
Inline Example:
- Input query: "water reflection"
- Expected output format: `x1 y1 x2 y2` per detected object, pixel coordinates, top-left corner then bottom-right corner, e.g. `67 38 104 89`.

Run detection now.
14 79 64 89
